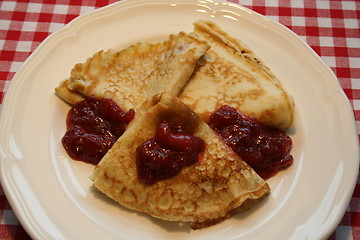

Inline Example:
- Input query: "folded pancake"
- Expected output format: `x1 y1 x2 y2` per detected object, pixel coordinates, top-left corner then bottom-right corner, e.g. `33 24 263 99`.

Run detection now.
179 20 294 129
90 92 270 229
55 32 210 111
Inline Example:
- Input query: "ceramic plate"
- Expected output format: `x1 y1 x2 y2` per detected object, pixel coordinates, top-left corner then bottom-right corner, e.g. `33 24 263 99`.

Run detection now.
0 0 358 239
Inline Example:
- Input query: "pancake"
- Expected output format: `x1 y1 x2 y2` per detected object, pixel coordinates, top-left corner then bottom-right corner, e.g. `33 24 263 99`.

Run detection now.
55 32 210 110
90 92 270 229
179 20 294 129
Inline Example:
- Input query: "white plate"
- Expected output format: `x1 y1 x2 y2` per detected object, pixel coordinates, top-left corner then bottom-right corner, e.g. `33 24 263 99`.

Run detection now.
0 0 358 239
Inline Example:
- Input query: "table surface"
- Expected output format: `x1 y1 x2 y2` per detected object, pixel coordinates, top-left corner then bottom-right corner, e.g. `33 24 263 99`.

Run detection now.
0 0 359 239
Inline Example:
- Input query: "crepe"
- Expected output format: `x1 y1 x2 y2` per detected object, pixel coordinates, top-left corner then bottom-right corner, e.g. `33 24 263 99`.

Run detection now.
179 20 294 129
90 92 270 229
55 32 210 110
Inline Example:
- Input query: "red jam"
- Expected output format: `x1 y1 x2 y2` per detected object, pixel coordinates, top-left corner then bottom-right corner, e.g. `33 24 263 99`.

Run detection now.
209 105 293 179
62 96 135 165
136 122 205 185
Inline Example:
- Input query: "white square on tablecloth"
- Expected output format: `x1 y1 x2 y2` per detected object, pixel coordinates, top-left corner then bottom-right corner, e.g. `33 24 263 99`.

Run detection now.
0 19 10 30
319 36 334 47
336 226 354 240
342 1 357 10
315 1 330 10
80 6 96 15
3 79 12 92
353 100 360 111
321 56 336 68
298 35 307 42
21 21 38 32
237 0 252 6
291 16 306 27
290 1 304 9
267 15 279 22
317 17 333 28
16 41 32 52
1 210 19 225
27 3 43 13
344 18 359 29
356 122 360 138
10 61 24 73
53 4 69 14
263 0 279 7
346 38 360 48
349 57 360 69
49 22 64 33
0 1 16 11
351 78 360 90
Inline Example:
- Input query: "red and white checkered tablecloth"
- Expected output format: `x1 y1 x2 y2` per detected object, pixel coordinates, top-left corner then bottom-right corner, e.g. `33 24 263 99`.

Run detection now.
0 0 359 239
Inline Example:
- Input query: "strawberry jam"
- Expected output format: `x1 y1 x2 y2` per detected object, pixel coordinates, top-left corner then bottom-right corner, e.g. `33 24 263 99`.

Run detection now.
209 105 293 179
62 96 135 165
136 122 205 185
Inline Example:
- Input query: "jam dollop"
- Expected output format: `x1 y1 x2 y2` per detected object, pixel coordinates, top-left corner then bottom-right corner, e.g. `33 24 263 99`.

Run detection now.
62 96 135 165
209 105 293 179
136 122 205 185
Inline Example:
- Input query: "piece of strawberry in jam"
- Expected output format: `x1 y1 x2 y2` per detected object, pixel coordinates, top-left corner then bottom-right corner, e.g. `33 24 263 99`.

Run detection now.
62 96 135 165
209 105 293 179
136 122 205 185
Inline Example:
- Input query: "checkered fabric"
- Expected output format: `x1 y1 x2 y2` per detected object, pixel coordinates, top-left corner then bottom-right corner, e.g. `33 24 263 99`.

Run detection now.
0 0 359 239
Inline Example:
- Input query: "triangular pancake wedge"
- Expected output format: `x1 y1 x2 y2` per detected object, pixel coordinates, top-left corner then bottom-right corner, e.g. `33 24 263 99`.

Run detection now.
55 32 210 111
90 92 270 229
179 20 294 129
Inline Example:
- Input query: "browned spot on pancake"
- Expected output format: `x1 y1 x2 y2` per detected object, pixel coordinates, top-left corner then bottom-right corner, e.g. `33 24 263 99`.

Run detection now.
258 108 277 125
